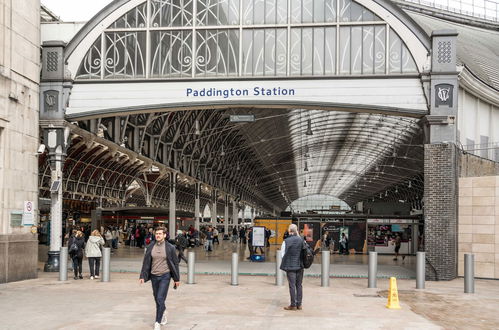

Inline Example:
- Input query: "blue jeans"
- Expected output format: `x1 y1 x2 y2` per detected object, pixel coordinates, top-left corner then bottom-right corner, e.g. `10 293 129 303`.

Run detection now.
150 272 171 323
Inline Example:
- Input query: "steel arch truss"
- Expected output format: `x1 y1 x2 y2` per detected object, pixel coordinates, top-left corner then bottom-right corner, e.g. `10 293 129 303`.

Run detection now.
38 106 427 214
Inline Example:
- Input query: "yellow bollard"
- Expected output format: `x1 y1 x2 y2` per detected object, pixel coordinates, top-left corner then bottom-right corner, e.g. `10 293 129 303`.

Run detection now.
386 277 401 309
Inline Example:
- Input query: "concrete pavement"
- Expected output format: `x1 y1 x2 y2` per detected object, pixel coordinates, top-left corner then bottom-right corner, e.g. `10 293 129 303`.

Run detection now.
2 271 499 329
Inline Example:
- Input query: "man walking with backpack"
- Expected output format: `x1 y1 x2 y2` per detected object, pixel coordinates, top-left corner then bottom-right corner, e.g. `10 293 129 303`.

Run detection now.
280 224 305 311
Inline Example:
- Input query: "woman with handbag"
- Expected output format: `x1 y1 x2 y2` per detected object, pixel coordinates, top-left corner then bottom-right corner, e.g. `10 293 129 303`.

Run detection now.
85 229 105 280
68 230 85 280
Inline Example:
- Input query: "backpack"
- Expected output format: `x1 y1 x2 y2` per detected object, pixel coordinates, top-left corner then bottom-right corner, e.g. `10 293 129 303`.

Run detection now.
301 240 315 269
69 239 78 255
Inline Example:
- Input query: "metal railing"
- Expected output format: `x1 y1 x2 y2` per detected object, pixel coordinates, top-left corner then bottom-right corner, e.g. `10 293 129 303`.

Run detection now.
401 0 499 22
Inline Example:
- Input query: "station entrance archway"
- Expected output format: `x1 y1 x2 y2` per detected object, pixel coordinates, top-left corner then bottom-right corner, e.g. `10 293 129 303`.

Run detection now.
40 0 460 280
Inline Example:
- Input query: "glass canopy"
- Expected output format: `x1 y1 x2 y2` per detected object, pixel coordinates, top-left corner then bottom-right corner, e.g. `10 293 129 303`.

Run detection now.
76 0 418 80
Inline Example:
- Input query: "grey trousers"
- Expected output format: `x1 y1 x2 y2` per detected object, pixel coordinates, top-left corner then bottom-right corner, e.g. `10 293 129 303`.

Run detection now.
286 269 304 306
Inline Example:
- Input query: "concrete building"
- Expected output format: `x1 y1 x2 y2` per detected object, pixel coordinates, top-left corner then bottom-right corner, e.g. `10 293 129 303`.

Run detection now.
0 0 40 283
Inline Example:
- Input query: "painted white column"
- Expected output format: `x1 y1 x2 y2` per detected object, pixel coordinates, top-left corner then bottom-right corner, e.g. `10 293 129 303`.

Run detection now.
224 195 229 235
211 190 217 224
169 174 176 237
232 199 238 228
194 183 200 231
49 156 63 253
251 207 255 226
241 205 246 225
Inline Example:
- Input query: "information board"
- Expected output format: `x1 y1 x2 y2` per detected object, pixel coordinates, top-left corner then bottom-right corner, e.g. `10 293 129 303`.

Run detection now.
22 201 35 226
252 226 265 247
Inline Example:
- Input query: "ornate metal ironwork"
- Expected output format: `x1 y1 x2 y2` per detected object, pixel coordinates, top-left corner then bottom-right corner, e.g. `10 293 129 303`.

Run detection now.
76 0 419 80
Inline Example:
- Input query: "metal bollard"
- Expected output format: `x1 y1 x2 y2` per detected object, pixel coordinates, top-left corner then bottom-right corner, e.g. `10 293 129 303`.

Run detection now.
187 251 195 284
321 250 330 287
102 247 111 282
59 247 68 281
368 251 377 288
276 249 284 286
464 254 475 293
231 252 238 286
416 251 425 289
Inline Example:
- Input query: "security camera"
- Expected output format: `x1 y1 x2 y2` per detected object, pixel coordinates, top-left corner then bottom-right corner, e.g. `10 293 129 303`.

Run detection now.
37 144 46 154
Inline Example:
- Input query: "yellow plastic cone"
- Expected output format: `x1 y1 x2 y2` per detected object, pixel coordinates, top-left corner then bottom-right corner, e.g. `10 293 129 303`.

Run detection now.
386 277 401 309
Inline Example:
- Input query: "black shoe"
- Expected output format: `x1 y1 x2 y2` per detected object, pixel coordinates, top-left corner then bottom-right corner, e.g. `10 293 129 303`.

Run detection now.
74 276 78 280
79 275 83 279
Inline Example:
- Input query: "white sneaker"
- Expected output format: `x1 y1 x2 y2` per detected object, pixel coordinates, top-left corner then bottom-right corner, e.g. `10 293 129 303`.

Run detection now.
160 313 167 325
154 322 161 330
94 275 99 279
90 276 94 280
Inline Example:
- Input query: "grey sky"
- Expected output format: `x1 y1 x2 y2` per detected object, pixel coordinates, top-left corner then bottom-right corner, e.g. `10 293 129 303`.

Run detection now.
40 0 499 22
41 0 113 22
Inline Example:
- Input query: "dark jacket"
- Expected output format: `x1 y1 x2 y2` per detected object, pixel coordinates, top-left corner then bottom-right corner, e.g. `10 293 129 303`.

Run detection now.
280 235 304 271
175 234 188 249
68 236 85 259
140 241 180 282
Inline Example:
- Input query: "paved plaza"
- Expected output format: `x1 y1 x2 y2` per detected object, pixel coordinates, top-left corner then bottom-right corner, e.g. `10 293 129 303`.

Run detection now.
16 242 497 329
2 270 499 330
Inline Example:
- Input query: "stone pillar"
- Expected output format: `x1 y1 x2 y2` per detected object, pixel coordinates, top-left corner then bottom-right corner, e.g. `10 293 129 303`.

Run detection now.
224 195 229 235
423 30 459 281
194 183 200 231
40 41 72 272
169 173 176 237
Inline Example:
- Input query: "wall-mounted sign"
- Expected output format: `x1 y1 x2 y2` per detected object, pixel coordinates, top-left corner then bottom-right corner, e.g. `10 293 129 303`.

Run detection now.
22 201 35 226
10 211 23 227
67 78 428 118
230 115 255 122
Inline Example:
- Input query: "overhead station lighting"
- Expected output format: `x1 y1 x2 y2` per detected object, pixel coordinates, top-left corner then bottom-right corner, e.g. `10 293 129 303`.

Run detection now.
305 119 313 136
220 145 225 156
195 119 201 135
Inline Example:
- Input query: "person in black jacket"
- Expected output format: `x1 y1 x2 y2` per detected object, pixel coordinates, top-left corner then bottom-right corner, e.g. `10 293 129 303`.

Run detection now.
139 227 180 330
68 230 85 280
280 224 304 311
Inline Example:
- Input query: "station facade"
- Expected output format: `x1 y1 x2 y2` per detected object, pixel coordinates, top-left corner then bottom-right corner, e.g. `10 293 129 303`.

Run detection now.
1 0 498 283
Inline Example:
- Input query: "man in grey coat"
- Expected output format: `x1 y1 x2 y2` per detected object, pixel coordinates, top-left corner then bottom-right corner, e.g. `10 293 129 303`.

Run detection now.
279 224 304 310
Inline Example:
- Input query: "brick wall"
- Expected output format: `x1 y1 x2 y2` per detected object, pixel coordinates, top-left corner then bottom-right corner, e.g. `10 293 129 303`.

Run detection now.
424 143 458 280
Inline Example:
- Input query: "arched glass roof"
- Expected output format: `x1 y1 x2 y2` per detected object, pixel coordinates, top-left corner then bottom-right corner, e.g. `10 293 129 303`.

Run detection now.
75 0 418 80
